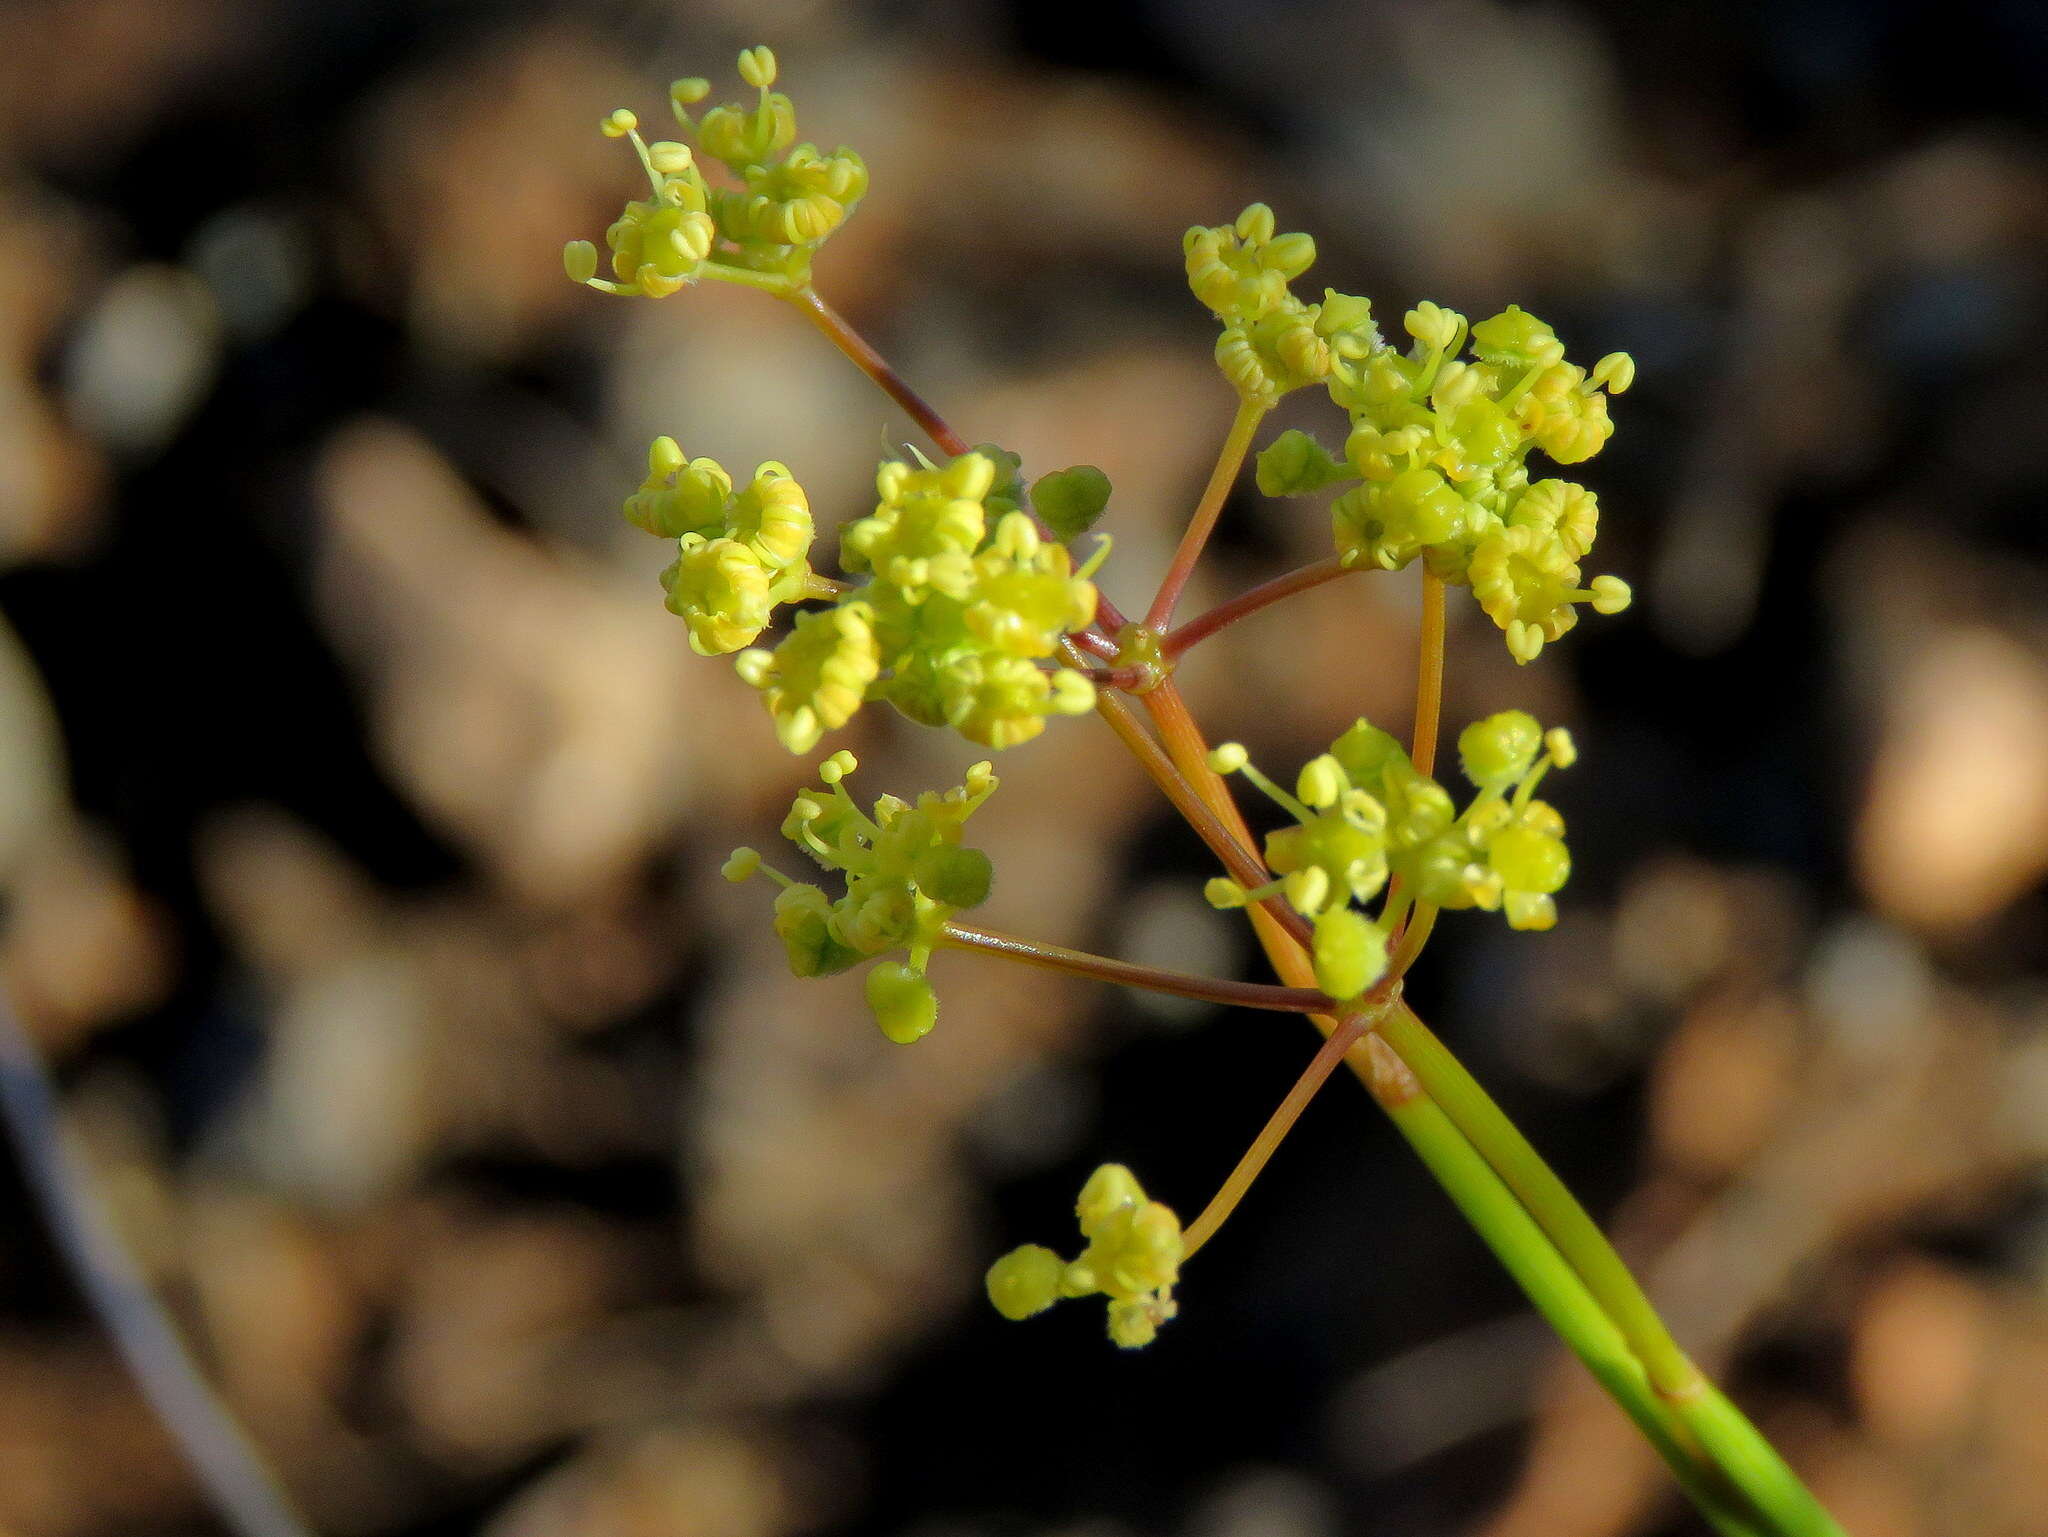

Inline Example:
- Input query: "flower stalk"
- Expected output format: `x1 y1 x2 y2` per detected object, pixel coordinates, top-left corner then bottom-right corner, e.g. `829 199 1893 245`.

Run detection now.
939 922 1334 1014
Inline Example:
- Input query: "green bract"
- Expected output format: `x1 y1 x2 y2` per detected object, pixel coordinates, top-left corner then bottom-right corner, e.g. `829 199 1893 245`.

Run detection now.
1031 465 1113 540
1255 428 1352 497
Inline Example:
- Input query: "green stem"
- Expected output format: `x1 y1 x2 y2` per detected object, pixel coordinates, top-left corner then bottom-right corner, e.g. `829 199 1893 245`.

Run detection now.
703 260 803 296
1410 566 1447 778
1377 1003 1845 1537
1677 1385 1850 1537
1146 399 1266 630
1380 1001 1696 1391
1364 1037 1768 1537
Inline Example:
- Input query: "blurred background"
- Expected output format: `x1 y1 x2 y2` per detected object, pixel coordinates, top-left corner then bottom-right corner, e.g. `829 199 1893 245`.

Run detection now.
1 1 2046 1534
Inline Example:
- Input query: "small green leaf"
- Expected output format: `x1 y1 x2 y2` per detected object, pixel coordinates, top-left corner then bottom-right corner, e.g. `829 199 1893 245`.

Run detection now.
1031 465 1112 540
916 845 993 909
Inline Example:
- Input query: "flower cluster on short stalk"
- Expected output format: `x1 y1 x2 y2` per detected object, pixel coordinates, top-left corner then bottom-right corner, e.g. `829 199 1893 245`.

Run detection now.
735 448 1109 754
722 751 997 1043
564 46 867 298
1203 708 1579 995
986 1163 1186 1348
1187 205 1635 665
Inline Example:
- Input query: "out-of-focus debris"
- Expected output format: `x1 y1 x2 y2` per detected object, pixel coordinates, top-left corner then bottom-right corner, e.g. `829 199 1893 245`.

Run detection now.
1856 626 2048 933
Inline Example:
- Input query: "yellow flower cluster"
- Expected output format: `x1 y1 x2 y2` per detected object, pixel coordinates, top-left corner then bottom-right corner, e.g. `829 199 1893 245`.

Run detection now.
1327 302 1633 662
564 46 867 299
723 752 997 1043
1183 205 1378 408
1188 202 1636 664
985 1164 1185 1348
618 438 823 655
736 450 1105 754
1205 708 1580 989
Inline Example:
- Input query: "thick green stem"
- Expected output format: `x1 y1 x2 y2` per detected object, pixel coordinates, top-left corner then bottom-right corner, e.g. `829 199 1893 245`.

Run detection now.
1677 1385 1850 1537
1364 1035 1769 1537
1377 1003 1846 1537
1379 1001 1697 1392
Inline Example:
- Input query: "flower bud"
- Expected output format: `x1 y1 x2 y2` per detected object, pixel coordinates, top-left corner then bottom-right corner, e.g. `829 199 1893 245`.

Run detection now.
737 45 779 88
1458 710 1543 791
1263 231 1316 278
1234 202 1276 244
1204 877 1248 909
647 140 695 174
1592 352 1636 393
986 1245 1065 1320
1590 574 1632 614
1403 301 1463 353
865 961 938 1044
1297 754 1347 809
1208 742 1249 774
1311 907 1387 1000
562 239 599 283
1076 1163 1144 1236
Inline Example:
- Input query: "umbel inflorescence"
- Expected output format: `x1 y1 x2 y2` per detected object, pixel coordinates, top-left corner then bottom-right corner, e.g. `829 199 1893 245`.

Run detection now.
572 42 1622 1337
569 47 1844 1537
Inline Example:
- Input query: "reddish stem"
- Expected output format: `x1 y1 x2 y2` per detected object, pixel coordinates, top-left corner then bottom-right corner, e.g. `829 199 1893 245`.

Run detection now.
1162 555 1357 660
792 287 970 457
941 923 1333 1014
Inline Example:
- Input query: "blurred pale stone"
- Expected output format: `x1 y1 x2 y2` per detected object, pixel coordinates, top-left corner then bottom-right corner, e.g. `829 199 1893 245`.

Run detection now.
484 1424 791 1537
0 826 170 1054
314 418 722 905
60 265 222 456
1850 1260 1989 1450
1648 992 1800 1179
1857 627 2048 931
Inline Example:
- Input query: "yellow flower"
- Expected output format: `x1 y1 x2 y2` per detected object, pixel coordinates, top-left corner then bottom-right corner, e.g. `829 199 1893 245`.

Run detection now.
736 601 881 753
725 461 813 570
662 536 775 655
